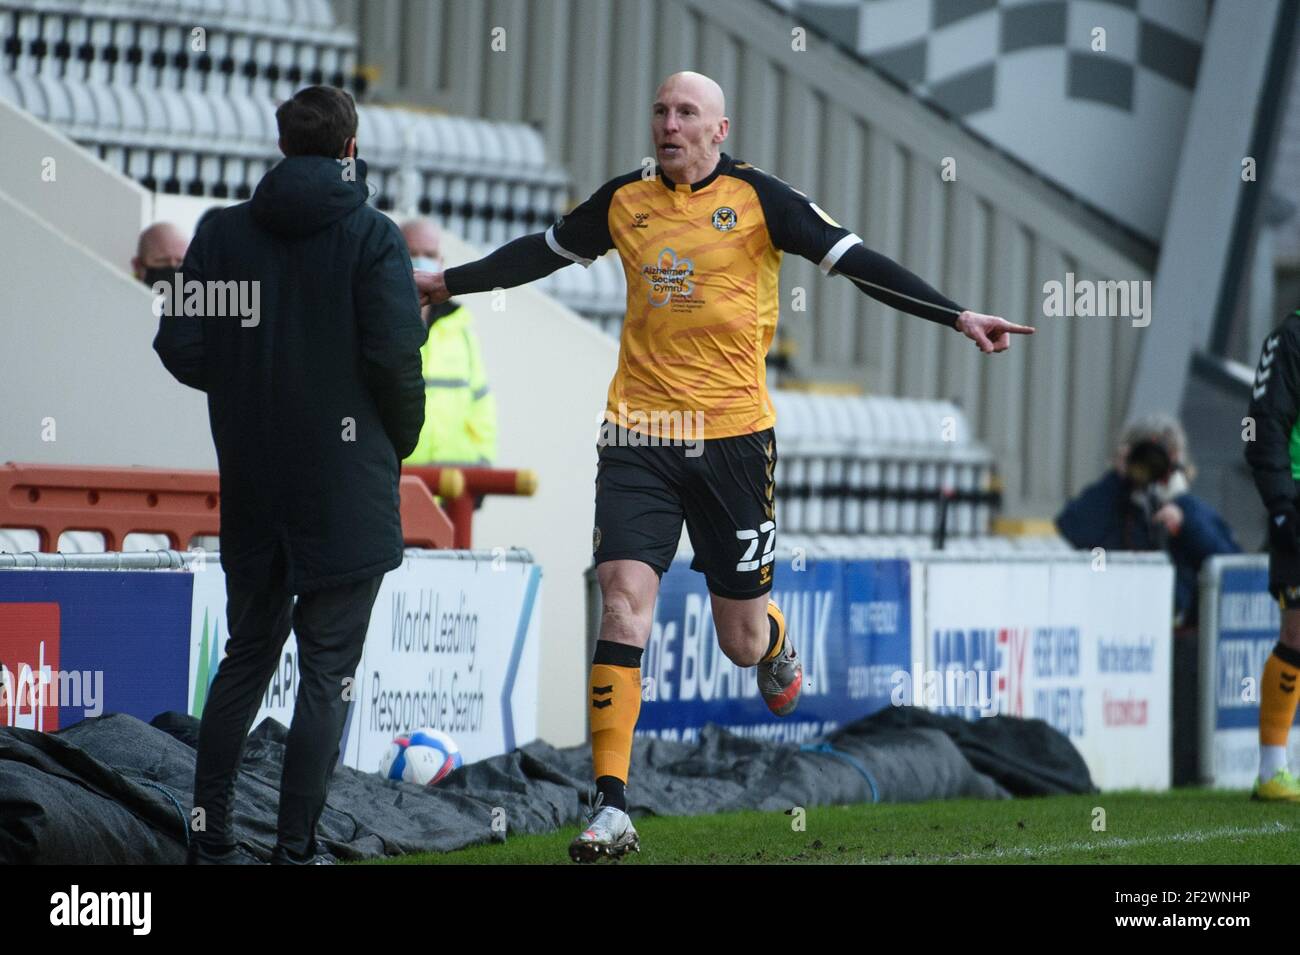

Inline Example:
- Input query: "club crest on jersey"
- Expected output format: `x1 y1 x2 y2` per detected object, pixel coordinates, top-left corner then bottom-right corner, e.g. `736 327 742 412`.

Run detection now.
711 206 738 231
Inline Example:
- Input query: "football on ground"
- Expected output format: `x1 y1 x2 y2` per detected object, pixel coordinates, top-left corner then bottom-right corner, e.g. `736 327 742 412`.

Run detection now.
379 729 464 786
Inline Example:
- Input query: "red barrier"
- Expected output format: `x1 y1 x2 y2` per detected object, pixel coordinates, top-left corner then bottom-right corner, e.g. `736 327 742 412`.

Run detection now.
397 476 455 548
403 466 538 549
0 462 454 551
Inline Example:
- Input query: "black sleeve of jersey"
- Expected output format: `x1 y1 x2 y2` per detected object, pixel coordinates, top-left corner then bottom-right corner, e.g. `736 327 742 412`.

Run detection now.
443 232 569 296
1244 317 1300 512
740 166 855 267
442 174 629 294
545 177 619 266
740 165 963 328
833 244 964 328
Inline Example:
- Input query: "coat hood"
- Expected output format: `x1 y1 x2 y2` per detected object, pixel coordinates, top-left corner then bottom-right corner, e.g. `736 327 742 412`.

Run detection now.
250 155 371 237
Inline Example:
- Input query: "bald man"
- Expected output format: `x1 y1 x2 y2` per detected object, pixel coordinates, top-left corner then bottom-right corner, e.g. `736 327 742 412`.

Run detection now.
400 218 497 469
416 71 1033 863
132 222 189 286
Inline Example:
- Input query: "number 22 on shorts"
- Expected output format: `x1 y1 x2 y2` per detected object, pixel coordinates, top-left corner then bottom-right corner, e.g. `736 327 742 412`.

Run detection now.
735 521 776 572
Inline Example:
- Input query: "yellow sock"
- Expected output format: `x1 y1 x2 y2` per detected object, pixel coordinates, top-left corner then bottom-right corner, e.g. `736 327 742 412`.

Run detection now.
590 662 641 783
760 601 786 663
1260 646 1300 747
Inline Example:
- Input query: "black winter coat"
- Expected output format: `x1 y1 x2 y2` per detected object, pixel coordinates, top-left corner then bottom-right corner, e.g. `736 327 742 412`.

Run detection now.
154 156 426 593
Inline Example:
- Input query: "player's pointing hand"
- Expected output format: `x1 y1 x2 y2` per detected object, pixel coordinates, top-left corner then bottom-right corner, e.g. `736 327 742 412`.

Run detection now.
414 269 450 308
956 311 1035 354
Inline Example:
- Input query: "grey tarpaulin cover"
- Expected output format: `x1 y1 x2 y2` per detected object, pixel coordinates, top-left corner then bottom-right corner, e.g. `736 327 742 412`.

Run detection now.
0 708 1093 864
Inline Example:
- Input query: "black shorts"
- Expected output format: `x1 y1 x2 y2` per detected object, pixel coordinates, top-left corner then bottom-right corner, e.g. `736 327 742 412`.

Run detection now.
1269 547 1300 607
592 425 777 600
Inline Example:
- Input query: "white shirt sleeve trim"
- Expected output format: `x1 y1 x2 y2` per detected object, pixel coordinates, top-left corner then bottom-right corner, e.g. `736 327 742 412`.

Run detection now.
819 233 862 275
545 225 594 268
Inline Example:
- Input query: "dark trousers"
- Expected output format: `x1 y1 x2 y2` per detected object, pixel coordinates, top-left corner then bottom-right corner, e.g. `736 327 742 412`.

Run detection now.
192 553 382 856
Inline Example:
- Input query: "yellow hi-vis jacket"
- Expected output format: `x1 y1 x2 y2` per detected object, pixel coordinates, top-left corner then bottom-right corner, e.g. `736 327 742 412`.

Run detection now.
403 302 497 466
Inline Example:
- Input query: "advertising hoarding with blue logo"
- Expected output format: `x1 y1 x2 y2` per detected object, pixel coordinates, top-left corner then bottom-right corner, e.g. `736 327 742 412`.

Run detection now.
638 558 912 744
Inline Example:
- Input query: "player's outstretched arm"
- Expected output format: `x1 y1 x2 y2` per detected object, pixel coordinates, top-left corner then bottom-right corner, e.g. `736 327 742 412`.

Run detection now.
416 177 622 307
414 231 571 307
830 244 1033 352
743 166 1035 353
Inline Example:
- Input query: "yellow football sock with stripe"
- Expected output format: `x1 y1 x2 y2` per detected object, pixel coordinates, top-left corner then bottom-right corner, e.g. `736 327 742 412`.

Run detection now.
759 601 786 663
590 640 643 811
1259 642 1300 778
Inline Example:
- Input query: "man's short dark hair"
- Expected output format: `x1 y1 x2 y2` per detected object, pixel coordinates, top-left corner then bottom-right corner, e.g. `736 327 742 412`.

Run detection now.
276 86 358 158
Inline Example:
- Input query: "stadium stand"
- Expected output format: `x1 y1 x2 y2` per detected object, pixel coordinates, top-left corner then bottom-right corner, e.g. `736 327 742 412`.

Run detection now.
0 0 625 324
771 392 1000 539
0 1 1035 559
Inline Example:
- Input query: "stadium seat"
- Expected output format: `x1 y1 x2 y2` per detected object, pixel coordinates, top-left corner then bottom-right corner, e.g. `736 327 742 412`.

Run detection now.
765 392 1001 539
1 1 667 338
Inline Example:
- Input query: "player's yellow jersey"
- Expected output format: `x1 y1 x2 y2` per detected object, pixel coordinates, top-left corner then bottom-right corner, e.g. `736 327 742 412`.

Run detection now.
545 153 859 440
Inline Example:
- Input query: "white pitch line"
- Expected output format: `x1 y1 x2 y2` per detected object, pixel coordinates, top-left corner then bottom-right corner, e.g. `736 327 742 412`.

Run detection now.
875 821 1295 865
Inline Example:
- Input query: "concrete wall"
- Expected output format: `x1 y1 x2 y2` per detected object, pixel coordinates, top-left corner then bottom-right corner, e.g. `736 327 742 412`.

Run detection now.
0 186 215 469
0 95 148 271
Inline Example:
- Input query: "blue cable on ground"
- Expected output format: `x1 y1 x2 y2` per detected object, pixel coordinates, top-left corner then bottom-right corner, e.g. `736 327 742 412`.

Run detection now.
801 742 880 804
134 779 191 845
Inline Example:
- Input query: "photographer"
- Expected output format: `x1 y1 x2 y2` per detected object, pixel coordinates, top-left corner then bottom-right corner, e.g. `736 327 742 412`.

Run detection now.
1055 415 1239 626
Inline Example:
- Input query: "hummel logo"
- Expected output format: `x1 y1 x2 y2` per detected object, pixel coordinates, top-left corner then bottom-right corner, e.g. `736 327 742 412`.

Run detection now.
1256 335 1281 398
1254 363 1271 400
632 212 650 229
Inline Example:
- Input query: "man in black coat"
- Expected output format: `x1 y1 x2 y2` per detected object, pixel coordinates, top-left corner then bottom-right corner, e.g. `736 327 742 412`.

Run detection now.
154 86 426 864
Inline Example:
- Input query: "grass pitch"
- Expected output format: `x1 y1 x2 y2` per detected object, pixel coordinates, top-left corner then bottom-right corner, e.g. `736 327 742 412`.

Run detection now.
365 789 1296 865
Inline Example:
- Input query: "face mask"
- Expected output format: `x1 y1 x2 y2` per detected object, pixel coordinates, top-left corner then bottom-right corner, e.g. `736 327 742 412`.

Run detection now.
1151 468 1190 504
143 266 177 288
411 256 441 272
